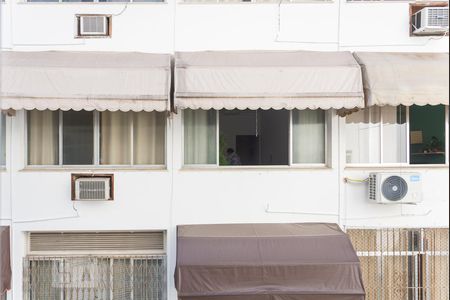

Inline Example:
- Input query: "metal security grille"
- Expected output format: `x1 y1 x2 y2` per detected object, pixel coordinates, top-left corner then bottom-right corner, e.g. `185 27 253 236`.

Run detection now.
23 256 167 300
347 228 449 300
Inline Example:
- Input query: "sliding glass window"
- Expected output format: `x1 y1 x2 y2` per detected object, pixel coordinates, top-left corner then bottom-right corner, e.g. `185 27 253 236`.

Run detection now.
27 110 166 167
184 109 327 167
346 105 447 165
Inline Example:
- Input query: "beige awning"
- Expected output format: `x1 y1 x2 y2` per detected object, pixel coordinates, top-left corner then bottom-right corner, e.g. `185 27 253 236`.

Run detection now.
354 52 449 107
0 51 171 112
175 51 365 110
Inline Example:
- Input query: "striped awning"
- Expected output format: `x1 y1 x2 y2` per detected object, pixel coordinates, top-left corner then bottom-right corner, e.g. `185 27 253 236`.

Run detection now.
0 51 171 112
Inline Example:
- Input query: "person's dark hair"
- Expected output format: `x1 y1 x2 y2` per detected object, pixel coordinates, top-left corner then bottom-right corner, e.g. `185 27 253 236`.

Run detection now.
226 148 234 154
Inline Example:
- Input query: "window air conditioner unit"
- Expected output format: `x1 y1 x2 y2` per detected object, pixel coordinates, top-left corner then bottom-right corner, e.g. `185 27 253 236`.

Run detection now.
412 7 449 35
78 15 109 36
73 175 113 201
368 173 422 204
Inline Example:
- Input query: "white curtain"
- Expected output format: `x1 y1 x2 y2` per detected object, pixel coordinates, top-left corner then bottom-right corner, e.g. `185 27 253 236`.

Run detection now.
133 112 165 165
292 109 325 164
101 111 131 165
184 109 216 165
345 107 381 164
27 110 59 165
382 106 407 163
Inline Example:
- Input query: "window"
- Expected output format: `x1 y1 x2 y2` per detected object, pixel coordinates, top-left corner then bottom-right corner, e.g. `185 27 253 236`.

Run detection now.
348 228 449 300
27 0 164 2
27 110 166 166
346 105 447 165
24 256 166 300
24 231 167 300
183 109 327 166
0 113 6 166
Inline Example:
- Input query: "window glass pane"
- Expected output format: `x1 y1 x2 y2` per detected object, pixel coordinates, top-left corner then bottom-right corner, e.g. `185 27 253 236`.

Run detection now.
184 109 217 165
410 105 446 165
219 109 289 166
133 112 166 165
0 114 5 166
346 107 381 164
382 106 407 163
27 110 59 165
100 111 131 165
292 109 325 164
62 111 94 165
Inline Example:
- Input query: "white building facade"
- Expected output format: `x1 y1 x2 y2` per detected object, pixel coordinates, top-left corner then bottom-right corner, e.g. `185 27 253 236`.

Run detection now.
0 0 449 299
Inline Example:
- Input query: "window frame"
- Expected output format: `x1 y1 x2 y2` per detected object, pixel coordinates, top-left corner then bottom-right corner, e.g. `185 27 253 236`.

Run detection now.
25 110 167 169
182 109 329 169
0 113 6 169
23 0 166 3
345 105 449 168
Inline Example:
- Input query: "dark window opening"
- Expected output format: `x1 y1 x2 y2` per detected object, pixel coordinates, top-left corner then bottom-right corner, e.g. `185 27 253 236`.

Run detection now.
219 109 289 166
410 105 446 165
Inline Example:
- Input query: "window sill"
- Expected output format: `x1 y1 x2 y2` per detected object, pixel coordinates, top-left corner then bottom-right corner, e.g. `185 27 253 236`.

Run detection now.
178 0 332 4
17 1 167 5
181 164 331 171
21 166 168 172
345 164 449 170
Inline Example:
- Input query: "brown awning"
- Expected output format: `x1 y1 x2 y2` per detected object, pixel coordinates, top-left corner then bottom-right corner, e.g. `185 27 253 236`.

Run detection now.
175 51 365 110
0 226 11 296
175 223 365 300
0 51 171 112
354 52 449 107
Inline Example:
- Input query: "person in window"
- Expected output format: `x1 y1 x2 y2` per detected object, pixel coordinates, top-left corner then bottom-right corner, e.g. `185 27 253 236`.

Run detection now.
226 148 241 165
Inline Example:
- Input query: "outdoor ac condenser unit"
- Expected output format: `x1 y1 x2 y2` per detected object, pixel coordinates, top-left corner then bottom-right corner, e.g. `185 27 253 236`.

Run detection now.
368 173 422 204
412 7 449 35
74 177 112 201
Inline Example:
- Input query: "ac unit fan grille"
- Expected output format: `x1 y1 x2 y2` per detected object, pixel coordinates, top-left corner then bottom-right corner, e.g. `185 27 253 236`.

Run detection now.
428 8 449 27
381 176 408 201
82 16 106 34
79 180 106 200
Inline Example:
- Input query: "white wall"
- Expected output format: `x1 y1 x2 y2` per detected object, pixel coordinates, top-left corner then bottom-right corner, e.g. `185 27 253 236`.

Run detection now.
0 0 449 299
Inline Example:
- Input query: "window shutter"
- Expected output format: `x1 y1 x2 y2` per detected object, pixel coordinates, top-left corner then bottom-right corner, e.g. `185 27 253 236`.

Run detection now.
29 231 165 254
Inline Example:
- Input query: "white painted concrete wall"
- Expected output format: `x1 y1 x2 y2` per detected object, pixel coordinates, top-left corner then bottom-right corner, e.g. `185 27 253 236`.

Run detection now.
0 1 449 299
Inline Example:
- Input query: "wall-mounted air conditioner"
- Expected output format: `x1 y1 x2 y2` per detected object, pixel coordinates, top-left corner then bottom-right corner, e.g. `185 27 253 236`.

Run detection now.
72 174 114 201
412 7 449 35
77 15 111 37
368 173 422 204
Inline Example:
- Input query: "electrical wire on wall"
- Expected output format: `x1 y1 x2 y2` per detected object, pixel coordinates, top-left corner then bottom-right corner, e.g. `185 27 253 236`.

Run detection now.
274 0 449 49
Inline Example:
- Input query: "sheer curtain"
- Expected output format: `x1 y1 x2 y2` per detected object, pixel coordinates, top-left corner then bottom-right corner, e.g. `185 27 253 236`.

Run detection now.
382 106 407 163
133 112 165 165
27 110 59 165
292 109 325 164
184 109 216 165
345 107 381 164
0 114 5 166
100 111 131 165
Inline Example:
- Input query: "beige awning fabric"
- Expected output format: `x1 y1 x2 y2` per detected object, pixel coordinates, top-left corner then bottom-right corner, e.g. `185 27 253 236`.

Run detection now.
354 52 449 107
175 223 365 300
175 51 365 110
0 51 171 112
0 226 11 296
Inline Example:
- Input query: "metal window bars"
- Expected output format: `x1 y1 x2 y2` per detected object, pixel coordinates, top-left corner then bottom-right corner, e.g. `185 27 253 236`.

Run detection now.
23 256 167 300
347 228 449 300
